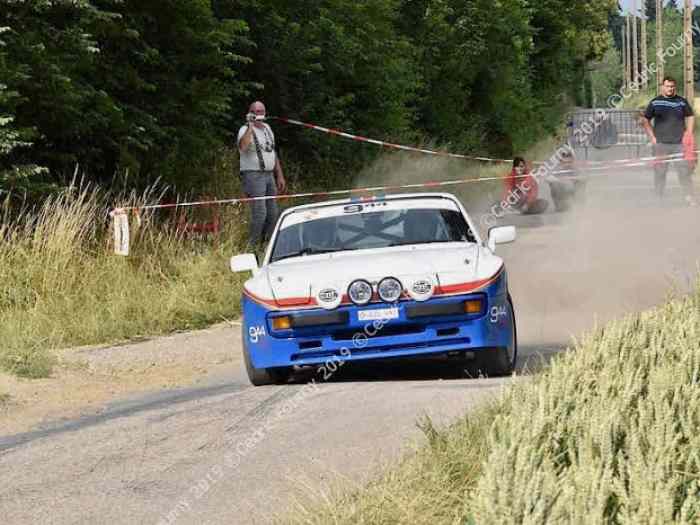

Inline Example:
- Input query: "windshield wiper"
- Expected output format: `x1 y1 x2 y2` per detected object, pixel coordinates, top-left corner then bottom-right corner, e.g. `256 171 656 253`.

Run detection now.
272 247 339 262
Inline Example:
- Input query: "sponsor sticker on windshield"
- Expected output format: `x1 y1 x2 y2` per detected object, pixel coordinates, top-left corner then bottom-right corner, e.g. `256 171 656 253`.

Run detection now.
358 307 399 321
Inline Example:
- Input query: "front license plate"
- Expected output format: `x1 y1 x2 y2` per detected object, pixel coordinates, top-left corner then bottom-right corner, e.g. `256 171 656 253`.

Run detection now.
358 307 399 321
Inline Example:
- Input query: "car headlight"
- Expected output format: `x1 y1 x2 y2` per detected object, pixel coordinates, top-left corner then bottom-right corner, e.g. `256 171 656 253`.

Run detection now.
348 279 373 305
316 286 342 310
377 277 402 303
407 277 434 302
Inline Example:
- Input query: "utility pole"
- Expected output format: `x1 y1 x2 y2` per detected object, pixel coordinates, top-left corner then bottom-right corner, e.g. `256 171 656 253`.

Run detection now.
626 14 632 89
623 20 628 90
641 3 648 89
684 0 694 101
632 1 639 85
657 0 664 94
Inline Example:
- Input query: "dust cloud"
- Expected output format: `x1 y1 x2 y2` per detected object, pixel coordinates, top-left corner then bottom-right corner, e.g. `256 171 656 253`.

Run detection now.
499 156 700 366
354 146 700 364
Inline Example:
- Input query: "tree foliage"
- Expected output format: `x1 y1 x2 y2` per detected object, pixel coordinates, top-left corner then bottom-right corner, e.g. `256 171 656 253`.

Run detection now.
0 0 618 195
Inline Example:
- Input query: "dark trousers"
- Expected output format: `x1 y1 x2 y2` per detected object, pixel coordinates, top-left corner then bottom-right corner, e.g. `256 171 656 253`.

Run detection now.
520 198 549 215
240 170 278 248
654 143 694 198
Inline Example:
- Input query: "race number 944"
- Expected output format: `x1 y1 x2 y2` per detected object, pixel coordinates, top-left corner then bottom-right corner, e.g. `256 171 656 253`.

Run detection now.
249 325 266 343
490 305 508 324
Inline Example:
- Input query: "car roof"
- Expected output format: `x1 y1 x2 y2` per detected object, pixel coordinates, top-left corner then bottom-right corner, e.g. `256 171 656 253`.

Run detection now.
281 192 462 214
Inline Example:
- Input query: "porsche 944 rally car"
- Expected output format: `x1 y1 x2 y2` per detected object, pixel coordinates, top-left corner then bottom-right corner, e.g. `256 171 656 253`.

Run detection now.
230 193 517 385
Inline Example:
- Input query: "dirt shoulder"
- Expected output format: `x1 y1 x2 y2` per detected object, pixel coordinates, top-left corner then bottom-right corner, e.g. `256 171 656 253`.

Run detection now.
0 322 242 435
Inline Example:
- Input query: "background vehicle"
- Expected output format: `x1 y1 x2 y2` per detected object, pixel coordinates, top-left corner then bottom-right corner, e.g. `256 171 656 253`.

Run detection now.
231 193 517 385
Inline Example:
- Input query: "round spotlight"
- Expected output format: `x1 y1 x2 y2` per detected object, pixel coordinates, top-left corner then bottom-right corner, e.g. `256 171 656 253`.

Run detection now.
377 277 403 303
408 277 434 302
316 286 342 310
348 279 373 306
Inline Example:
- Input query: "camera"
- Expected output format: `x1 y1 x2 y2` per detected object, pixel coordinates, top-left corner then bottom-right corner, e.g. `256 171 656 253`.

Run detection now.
246 113 266 122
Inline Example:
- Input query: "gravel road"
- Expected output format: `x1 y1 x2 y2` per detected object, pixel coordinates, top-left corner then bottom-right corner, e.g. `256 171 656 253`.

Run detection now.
2 160 700 525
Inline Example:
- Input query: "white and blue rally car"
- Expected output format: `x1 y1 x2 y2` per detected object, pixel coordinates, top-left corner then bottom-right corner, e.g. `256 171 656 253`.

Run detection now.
230 193 517 385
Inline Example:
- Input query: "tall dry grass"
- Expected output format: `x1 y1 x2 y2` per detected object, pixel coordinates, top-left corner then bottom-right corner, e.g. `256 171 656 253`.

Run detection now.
0 184 247 378
289 281 700 524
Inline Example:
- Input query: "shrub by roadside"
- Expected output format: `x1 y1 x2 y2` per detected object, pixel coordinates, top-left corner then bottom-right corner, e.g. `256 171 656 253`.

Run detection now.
289 281 700 524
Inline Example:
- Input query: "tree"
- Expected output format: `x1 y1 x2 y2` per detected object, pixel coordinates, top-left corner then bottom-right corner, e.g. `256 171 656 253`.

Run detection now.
220 0 420 169
591 33 624 101
0 0 252 190
646 4 684 83
87 0 252 187
0 0 623 194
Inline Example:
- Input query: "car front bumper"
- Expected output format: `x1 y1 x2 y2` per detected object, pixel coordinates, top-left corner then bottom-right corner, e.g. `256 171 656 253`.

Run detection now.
241 274 513 369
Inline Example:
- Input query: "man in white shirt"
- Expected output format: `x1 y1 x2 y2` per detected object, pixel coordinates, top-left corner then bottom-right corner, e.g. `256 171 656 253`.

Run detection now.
238 101 286 247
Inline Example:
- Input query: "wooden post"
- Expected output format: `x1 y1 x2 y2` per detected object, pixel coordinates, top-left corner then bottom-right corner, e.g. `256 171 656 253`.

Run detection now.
657 0 664 94
684 0 694 101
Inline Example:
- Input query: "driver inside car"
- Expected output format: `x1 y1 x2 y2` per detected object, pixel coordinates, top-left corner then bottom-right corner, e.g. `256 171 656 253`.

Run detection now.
403 209 442 244
301 216 337 251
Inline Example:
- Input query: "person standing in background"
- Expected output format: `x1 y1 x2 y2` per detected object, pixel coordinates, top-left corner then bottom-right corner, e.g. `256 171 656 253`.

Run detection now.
642 77 696 206
238 101 287 248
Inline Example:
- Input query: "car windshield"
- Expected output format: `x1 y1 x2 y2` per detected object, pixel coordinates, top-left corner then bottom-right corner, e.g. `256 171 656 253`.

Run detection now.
270 206 475 263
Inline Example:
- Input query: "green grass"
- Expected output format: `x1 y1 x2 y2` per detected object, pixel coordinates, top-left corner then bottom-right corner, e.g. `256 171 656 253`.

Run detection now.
289 281 700 524
0 184 247 378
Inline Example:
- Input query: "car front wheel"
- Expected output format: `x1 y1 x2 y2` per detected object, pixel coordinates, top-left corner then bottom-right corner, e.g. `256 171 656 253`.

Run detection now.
242 327 292 386
474 296 517 377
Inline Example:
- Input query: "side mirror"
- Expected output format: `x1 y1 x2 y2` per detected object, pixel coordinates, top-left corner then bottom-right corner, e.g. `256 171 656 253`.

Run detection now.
487 226 516 253
230 253 259 275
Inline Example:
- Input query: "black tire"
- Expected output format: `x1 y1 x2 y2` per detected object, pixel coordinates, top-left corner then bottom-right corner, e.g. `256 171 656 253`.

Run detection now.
474 296 518 377
242 326 292 386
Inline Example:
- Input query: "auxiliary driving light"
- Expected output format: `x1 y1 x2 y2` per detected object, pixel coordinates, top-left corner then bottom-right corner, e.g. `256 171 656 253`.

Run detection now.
407 277 434 302
377 277 403 303
464 299 483 314
272 316 292 330
348 279 373 305
316 286 342 310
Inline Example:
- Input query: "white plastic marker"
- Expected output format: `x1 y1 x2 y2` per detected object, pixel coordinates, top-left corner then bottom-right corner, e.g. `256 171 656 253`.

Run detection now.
110 209 130 256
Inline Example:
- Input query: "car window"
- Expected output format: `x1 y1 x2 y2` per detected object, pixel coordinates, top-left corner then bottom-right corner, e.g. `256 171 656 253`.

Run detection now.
270 207 475 262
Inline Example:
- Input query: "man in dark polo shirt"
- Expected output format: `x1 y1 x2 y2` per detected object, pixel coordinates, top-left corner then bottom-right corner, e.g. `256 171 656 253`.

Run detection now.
642 76 696 206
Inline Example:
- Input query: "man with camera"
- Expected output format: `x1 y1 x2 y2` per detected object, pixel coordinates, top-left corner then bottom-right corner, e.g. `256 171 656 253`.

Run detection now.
238 101 287 248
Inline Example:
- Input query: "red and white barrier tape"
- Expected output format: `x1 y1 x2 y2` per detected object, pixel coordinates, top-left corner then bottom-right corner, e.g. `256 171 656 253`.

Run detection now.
272 116 694 168
109 153 694 255
110 151 691 213
273 117 513 163
109 115 698 255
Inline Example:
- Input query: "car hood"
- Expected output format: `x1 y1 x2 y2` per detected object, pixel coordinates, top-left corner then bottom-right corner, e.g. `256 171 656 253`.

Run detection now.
260 243 502 305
